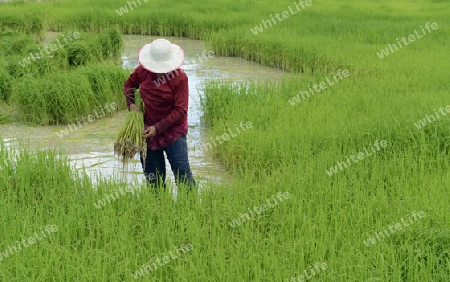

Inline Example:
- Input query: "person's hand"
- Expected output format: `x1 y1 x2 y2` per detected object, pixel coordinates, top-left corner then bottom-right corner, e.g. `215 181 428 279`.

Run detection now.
143 126 156 139
129 104 141 111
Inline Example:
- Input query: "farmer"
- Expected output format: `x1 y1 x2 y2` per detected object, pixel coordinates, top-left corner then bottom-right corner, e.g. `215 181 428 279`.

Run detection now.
123 38 196 191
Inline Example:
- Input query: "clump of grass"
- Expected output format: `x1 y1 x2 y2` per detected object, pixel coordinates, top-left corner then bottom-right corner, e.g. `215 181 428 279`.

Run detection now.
0 31 38 57
10 64 128 125
0 13 44 40
0 68 12 103
114 109 146 165
0 102 12 124
104 28 123 61
1 29 123 80
66 29 123 66
67 41 94 66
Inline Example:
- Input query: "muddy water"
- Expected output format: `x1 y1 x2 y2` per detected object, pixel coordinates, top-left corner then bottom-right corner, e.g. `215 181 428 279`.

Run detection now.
1 34 287 187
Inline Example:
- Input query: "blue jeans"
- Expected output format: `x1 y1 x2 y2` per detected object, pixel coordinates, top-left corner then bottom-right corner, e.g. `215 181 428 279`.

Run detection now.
140 136 196 191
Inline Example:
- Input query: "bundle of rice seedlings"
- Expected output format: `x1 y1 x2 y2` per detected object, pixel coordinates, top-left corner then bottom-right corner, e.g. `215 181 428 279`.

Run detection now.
114 111 147 164
114 110 146 164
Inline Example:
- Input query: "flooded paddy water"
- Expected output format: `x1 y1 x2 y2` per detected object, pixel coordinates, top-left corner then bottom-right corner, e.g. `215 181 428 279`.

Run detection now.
1 34 287 187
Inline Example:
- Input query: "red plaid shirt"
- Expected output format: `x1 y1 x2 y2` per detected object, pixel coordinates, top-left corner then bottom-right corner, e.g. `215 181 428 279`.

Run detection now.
124 65 189 150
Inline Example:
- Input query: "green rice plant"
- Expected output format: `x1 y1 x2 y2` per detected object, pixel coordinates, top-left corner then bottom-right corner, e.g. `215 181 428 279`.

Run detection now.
79 65 115 98
1 31 126 125
199 77 450 280
0 0 449 280
0 13 27 33
201 76 450 179
0 140 448 281
67 41 94 66
0 32 90 78
0 12 44 40
65 29 122 66
75 64 129 108
0 32 67 78
97 32 113 59
0 101 12 124
106 27 124 57
0 31 38 57
10 64 128 125
0 68 12 103
5 57 32 78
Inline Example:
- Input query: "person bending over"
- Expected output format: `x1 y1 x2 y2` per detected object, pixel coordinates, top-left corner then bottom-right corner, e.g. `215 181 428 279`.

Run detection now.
123 38 196 191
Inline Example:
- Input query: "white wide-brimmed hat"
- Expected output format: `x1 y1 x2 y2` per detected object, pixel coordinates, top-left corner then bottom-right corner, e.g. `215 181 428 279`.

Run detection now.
138 38 184 73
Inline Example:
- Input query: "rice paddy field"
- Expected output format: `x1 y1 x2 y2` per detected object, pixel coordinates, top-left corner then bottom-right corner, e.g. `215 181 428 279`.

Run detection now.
1 0 449 281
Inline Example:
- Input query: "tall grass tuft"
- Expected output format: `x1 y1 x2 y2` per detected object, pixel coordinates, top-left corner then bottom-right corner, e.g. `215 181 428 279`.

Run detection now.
1 29 123 79
0 68 12 103
0 12 44 40
1 29 125 124
0 31 38 57
10 65 128 125
66 29 123 66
